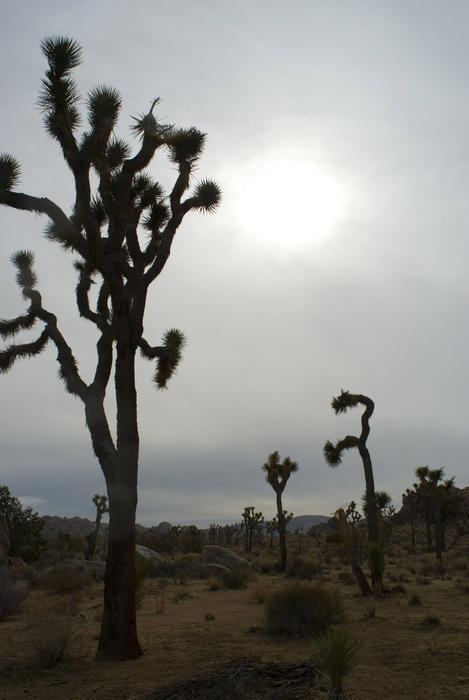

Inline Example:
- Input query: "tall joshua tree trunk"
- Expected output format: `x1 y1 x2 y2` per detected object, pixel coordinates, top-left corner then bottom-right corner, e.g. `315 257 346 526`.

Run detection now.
324 390 381 592
0 37 221 661
324 391 378 546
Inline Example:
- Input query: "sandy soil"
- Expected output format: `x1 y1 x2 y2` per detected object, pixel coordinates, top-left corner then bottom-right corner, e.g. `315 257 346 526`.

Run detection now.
1 568 469 699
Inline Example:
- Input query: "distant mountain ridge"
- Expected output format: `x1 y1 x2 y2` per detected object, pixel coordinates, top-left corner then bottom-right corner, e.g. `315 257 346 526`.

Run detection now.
286 515 329 532
41 514 329 539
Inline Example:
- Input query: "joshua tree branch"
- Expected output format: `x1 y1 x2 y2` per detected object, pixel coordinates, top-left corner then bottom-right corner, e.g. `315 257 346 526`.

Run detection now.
0 190 86 255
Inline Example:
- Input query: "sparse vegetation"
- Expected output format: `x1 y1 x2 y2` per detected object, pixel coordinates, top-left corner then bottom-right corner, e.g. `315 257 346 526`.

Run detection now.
28 612 75 669
265 582 344 636
315 626 361 700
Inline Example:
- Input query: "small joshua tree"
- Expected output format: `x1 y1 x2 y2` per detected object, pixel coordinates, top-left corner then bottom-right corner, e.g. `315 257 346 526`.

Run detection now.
242 506 264 553
262 451 298 570
0 37 220 660
86 494 109 560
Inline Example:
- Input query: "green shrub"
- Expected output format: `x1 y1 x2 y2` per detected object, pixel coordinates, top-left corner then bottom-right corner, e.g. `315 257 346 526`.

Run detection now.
287 555 322 580
265 582 344 636
316 626 361 699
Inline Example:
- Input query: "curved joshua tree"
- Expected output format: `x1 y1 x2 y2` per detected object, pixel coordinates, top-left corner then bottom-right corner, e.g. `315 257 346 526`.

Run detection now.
262 451 298 570
324 390 378 547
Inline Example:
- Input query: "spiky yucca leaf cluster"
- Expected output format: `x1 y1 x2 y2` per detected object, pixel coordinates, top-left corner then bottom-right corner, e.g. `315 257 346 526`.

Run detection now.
193 179 222 213
323 440 343 467
262 451 298 488
106 136 131 170
90 196 107 227
0 154 21 190
154 328 186 389
87 85 121 130
38 37 82 137
331 390 359 415
11 251 38 291
315 626 361 697
143 203 170 234
167 128 206 164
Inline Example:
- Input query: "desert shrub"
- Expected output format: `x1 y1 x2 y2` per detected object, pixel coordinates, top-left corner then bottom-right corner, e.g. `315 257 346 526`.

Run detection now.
255 550 278 573
287 555 322 580
387 569 410 583
29 612 75 668
173 552 201 582
216 566 252 589
0 568 27 620
408 593 422 606
316 626 361 698
249 581 273 603
41 565 92 595
265 582 343 636
135 552 153 583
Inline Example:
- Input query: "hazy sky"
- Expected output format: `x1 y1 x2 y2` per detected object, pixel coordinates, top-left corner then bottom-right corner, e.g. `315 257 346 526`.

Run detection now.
1 0 468 527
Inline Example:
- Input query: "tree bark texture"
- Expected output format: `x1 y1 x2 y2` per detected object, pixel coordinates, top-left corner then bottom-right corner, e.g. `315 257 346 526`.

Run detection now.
276 492 287 571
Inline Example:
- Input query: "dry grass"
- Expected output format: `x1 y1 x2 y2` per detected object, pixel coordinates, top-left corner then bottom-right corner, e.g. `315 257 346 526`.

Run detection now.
1 537 469 699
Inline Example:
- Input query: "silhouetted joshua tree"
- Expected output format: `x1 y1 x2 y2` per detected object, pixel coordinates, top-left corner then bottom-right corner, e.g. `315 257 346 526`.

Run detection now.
0 37 220 660
412 466 461 560
86 494 109 560
242 506 264 553
262 451 298 570
324 391 378 548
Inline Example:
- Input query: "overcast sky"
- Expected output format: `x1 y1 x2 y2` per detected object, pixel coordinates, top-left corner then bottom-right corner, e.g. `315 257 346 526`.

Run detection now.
1 0 468 527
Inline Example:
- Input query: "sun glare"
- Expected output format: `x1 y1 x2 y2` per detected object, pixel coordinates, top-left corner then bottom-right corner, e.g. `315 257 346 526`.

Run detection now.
238 160 343 251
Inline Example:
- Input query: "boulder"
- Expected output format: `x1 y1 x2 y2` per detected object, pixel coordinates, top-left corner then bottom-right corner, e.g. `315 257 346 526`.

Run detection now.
202 546 249 571
200 562 230 577
135 545 174 576
36 558 106 588
7 557 35 580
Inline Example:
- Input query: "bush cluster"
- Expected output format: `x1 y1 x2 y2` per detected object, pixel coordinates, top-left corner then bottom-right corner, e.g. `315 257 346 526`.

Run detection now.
265 582 343 636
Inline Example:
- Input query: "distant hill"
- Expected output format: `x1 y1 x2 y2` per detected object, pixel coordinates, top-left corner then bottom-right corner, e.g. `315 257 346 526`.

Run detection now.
286 515 329 532
42 515 147 539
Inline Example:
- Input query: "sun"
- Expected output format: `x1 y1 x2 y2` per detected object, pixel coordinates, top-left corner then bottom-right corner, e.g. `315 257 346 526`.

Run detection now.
237 159 343 251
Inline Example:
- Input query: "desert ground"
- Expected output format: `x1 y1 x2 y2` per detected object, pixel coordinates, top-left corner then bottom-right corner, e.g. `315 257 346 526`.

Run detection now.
1 535 469 700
